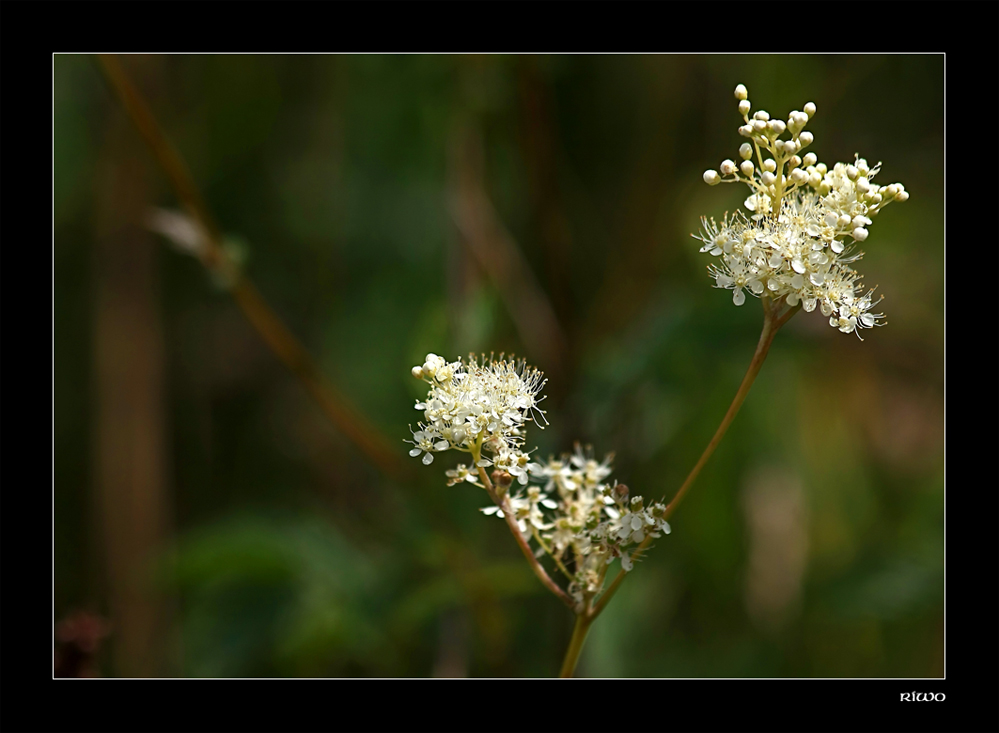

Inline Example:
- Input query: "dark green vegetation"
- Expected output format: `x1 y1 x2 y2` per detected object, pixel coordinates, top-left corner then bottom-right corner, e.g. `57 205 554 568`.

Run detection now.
55 55 943 677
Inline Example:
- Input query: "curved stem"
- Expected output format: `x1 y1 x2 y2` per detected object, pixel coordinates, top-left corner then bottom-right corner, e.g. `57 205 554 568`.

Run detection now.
559 612 593 678
663 298 778 520
474 460 574 609
589 298 799 620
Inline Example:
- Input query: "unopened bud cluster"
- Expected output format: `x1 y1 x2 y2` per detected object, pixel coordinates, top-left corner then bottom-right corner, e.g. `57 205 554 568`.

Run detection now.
696 84 909 338
409 355 668 604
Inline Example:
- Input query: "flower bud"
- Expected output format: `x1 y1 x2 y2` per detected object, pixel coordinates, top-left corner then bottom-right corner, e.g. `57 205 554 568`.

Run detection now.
769 119 786 135
739 124 754 137
753 110 770 121
703 170 721 185
852 227 868 241
738 99 751 116
615 483 629 501
411 366 424 379
763 158 777 173
740 160 755 176
802 152 817 167
782 140 797 154
739 142 753 160
720 159 737 176
896 191 909 202
734 83 748 100
492 470 513 492
761 171 776 186
798 131 814 146
846 165 859 181
803 102 816 117
788 155 802 169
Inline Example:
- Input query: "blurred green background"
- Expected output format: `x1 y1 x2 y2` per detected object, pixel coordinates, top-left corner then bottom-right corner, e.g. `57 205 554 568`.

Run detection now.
54 54 943 678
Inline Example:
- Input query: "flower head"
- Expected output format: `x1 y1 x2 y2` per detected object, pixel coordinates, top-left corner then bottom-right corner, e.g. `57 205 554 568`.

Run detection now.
695 84 907 338
408 351 669 598
408 353 548 462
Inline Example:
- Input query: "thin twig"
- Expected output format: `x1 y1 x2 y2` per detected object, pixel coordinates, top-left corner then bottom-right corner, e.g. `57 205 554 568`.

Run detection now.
448 125 568 381
590 298 797 619
96 54 410 482
474 463 574 609
531 527 574 581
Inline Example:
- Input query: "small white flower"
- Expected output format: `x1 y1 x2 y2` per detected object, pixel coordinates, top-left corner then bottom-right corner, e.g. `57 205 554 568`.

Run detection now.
445 464 480 487
693 88 906 339
407 429 448 465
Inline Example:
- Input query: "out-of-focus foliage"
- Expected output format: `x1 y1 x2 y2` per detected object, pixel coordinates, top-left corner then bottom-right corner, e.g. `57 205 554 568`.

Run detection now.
55 55 943 677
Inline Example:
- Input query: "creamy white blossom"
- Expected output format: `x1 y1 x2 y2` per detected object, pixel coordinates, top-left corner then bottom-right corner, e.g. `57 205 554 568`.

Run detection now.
407 353 548 462
693 83 907 339
409 355 668 602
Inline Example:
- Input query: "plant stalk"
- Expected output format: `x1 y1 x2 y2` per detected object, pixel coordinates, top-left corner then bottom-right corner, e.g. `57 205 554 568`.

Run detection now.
474 461 575 609
559 613 593 678
589 298 798 620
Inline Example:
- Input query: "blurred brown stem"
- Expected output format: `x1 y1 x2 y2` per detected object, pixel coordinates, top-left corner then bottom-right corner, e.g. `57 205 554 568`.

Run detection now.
97 54 408 482
448 125 568 382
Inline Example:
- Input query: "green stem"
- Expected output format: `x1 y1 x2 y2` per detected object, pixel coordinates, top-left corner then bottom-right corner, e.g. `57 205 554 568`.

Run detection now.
532 527 574 581
559 613 593 678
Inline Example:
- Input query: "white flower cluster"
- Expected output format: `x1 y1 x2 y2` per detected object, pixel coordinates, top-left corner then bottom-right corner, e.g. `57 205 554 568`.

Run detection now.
480 446 670 600
408 353 547 466
410 356 668 602
696 83 908 338
529 445 670 593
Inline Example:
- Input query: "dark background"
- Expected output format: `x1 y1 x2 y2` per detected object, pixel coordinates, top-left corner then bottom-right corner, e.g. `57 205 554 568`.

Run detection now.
54 54 943 679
